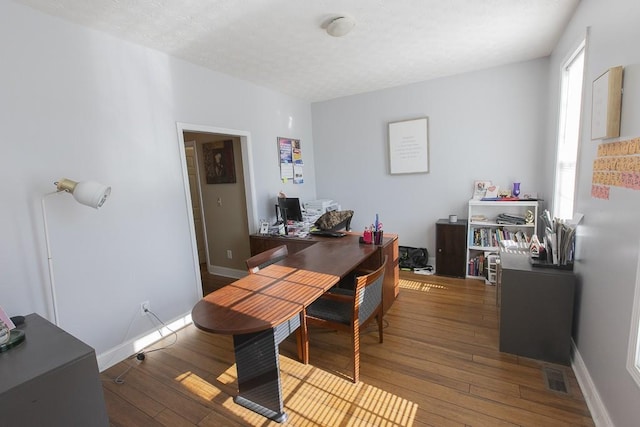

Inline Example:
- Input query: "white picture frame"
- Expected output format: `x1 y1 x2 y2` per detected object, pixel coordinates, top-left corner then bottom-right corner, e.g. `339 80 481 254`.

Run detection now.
388 117 429 174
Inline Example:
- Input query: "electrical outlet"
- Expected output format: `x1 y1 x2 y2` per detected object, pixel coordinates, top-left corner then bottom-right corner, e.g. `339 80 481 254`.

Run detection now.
140 301 150 315
226 250 233 259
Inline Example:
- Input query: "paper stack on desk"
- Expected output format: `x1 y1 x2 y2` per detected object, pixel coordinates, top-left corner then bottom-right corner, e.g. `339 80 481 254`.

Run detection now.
540 210 580 265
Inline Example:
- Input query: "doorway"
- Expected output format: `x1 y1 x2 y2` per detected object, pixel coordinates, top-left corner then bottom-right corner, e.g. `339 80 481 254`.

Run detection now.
177 123 258 294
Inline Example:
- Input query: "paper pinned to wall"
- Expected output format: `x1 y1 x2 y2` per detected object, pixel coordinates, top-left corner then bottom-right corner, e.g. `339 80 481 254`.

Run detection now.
279 137 303 183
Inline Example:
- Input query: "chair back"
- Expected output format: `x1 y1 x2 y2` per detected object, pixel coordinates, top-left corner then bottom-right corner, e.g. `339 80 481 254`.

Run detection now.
354 255 387 324
245 245 288 273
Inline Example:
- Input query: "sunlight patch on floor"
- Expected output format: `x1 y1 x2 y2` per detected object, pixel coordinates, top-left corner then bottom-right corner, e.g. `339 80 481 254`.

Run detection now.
176 356 418 426
399 278 447 292
282 357 418 426
175 371 223 401
215 365 237 385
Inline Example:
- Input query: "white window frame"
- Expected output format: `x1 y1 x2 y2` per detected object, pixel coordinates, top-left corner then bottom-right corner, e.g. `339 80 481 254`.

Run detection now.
627 239 640 388
552 38 586 220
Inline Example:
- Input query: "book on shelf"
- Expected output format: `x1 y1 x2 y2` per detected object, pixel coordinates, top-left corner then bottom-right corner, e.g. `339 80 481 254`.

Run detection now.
468 253 486 277
471 227 531 247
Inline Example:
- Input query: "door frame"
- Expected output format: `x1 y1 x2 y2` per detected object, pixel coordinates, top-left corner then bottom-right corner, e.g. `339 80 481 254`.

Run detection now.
176 122 258 298
184 139 209 266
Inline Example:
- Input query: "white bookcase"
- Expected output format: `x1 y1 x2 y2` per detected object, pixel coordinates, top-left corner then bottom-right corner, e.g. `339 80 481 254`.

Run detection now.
466 200 538 280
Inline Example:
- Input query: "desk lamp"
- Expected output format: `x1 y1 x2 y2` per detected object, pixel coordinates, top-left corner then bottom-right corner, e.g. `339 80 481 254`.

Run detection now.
41 178 111 326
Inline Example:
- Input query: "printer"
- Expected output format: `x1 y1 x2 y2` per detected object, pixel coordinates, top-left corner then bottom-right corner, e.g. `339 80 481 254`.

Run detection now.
304 199 340 215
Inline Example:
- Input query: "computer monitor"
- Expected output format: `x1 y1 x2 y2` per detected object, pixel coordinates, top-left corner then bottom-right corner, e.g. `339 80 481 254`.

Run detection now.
278 197 303 222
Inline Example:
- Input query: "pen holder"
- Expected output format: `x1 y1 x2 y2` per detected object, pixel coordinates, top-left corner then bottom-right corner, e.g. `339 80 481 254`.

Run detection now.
373 230 383 245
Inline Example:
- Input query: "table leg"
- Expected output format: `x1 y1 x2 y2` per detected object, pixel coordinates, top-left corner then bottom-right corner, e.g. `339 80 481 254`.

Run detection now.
232 314 300 423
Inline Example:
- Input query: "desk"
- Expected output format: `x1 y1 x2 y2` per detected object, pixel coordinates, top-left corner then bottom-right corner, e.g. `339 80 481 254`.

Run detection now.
192 235 393 422
249 232 399 313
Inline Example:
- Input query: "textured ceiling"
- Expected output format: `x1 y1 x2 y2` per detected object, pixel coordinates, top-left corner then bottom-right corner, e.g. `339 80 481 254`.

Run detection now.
13 0 579 102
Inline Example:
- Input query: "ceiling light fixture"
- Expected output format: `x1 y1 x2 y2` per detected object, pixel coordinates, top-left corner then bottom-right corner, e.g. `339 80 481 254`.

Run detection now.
326 16 356 37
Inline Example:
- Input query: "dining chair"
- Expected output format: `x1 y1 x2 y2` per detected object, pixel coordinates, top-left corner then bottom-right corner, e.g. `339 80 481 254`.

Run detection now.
303 255 387 383
245 245 288 273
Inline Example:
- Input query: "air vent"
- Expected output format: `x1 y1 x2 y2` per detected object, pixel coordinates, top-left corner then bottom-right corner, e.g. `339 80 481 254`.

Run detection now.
543 366 569 394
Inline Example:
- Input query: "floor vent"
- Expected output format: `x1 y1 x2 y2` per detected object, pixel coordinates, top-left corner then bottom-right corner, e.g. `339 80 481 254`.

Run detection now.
543 366 569 394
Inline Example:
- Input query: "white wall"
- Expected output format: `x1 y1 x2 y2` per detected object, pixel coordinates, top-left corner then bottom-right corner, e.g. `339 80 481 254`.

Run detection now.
311 58 549 255
0 2 316 364
546 0 640 425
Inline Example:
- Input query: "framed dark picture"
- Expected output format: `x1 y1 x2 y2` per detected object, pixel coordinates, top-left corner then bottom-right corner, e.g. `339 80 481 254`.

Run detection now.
203 140 236 184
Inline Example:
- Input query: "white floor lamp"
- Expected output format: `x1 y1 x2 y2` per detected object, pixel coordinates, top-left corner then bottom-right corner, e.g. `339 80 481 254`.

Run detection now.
41 178 111 326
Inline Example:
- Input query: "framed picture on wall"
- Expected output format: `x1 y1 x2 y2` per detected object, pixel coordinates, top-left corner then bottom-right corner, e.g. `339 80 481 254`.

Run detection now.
203 139 236 184
591 66 623 140
388 117 429 174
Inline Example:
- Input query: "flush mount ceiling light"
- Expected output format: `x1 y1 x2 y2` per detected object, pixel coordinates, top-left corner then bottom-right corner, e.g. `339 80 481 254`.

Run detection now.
326 16 356 37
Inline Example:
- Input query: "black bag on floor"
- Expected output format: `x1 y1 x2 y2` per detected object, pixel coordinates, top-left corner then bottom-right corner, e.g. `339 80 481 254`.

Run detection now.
399 246 429 270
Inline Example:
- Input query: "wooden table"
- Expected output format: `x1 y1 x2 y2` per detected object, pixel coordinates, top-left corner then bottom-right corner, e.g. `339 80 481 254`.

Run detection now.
191 235 388 422
249 232 399 314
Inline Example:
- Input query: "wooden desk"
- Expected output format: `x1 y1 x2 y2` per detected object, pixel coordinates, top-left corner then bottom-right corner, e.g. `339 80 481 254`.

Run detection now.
192 235 394 422
249 233 399 314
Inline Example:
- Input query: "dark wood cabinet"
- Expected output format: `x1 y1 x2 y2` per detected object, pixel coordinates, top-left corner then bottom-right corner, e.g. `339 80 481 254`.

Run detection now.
435 219 467 278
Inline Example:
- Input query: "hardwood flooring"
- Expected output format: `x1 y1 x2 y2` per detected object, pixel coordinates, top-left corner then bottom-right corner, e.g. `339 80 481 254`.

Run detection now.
102 271 594 426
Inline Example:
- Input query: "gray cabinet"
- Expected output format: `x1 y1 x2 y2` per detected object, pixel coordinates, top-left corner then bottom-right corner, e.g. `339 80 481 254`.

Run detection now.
0 313 108 427
498 251 575 365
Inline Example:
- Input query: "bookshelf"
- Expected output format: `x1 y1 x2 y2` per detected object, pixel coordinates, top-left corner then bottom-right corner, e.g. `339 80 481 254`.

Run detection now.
466 199 538 280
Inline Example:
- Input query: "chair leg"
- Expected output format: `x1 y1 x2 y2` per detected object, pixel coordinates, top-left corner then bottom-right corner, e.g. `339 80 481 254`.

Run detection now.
377 312 383 344
352 324 360 383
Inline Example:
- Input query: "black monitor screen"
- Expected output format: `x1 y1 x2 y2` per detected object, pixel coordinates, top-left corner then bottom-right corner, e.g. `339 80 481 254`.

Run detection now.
278 197 303 222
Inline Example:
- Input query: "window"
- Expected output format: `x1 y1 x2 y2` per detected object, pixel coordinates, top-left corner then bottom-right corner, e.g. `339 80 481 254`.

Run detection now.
628 243 640 388
552 40 585 220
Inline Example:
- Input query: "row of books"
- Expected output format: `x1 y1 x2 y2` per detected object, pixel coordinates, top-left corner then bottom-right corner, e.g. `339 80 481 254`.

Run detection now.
469 227 531 247
470 227 532 247
468 254 486 277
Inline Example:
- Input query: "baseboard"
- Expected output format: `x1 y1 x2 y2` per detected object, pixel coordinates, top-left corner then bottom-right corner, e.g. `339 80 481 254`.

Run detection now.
571 339 614 426
209 265 246 279
96 312 192 372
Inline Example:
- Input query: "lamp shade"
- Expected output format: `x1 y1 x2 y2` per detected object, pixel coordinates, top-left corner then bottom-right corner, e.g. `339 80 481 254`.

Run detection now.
56 178 111 209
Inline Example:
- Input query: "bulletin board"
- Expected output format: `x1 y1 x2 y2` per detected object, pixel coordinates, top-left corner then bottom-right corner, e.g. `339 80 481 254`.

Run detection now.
388 117 429 174
591 137 640 200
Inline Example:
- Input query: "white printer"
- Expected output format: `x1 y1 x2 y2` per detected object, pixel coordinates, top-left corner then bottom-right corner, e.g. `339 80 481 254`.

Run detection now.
303 199 340 215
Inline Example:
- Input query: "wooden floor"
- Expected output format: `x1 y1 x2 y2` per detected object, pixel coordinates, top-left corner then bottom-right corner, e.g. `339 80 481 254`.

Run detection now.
102 271 594 426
